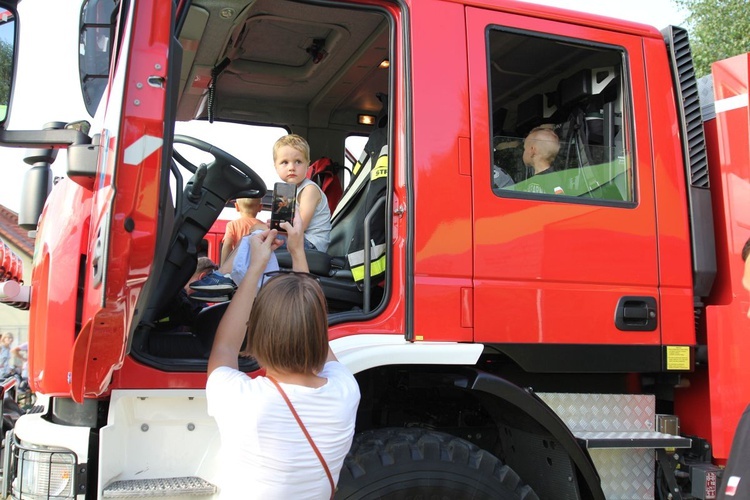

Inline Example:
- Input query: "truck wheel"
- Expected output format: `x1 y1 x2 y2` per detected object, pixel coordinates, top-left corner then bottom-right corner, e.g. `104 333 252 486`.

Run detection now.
336 428 538 499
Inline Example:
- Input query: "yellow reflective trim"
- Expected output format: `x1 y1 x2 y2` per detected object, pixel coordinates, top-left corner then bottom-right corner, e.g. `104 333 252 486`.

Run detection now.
375 154 388 169
352 161 363 176
351 254 387 282
371 155 388 181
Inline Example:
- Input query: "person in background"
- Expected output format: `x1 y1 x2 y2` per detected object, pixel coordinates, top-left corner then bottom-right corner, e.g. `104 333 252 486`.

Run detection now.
221 198 267 266
0 332 14 379
518 126 562 195
206 217 359 499
10 341 28 391
717 237 750 500
523 126 560 177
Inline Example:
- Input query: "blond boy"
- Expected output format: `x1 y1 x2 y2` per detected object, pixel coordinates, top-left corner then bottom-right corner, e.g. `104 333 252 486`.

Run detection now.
272 134 331 251
221 198 266 265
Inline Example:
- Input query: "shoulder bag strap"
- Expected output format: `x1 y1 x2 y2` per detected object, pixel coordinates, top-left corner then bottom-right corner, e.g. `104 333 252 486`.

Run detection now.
267 376 336 499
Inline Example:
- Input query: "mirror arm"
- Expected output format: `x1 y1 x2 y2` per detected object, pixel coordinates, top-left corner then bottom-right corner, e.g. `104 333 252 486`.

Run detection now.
0 129 92 148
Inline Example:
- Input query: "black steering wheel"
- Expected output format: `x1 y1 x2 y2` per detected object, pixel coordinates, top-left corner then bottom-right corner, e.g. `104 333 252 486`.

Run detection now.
172 134 267 196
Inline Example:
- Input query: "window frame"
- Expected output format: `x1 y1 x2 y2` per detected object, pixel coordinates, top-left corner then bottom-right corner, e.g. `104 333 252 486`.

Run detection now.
485 25 638 208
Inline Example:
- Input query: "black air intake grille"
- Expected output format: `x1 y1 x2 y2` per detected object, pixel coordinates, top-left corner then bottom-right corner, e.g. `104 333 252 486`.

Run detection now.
663 26 709 188
662 25 717 299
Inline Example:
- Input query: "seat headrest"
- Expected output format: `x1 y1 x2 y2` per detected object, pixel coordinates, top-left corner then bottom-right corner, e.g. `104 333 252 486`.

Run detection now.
516 94 544 134
557 69 592 108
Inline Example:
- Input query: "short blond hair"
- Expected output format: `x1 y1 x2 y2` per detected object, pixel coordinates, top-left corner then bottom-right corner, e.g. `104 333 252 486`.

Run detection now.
235 197 261 214
273 134 310 163
526 127 560 163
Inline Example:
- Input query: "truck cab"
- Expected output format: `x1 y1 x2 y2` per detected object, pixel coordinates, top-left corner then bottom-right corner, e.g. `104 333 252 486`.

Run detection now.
0 0 748 498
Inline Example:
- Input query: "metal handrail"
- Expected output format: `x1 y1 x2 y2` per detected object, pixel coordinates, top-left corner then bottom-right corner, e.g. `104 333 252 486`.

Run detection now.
363 197 386 313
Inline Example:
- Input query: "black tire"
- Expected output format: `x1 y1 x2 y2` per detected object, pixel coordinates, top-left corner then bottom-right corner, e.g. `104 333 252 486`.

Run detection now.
336 428 539 500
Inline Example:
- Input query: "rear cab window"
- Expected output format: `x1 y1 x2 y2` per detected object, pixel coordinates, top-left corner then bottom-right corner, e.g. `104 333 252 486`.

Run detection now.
487 29 635 205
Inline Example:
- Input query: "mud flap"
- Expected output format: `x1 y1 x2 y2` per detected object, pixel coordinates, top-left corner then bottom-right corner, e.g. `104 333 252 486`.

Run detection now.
70 313 125 403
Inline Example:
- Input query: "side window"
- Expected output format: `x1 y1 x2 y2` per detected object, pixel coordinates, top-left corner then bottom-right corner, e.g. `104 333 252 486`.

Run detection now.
488 29 634 204
79 0 119 118
344 134 367 188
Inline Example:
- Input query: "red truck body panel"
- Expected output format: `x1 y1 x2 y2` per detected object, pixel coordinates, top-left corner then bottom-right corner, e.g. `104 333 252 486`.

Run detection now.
29 179 92 395
680 54 750 459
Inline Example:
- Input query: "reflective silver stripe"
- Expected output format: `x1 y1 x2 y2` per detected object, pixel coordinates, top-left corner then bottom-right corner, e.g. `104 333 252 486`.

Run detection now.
715 93 748 113
123 135 164 165
347 243 387 267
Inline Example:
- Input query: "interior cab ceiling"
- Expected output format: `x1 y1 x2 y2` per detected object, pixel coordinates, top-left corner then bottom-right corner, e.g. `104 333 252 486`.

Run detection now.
176 0 390 129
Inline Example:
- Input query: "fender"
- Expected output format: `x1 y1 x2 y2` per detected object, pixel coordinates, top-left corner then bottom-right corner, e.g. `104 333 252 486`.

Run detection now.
464 368 605 500
331 336 604 500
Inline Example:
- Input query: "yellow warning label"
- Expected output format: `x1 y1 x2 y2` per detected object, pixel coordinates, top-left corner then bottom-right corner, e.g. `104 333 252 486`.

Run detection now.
666 346 690 370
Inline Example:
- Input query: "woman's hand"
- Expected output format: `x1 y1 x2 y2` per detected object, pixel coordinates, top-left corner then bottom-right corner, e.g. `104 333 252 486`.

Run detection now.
280 212 304 252
281 213 309 273
248 229 284 275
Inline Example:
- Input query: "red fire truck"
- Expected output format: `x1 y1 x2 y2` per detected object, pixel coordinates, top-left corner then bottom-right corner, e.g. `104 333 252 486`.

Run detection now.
0 0 748 498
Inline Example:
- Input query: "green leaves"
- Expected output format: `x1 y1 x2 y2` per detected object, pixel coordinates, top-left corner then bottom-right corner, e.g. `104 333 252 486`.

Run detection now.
673 0 750 77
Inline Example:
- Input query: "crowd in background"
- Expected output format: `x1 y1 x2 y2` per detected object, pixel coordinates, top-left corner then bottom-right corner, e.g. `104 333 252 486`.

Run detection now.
0 331 28 391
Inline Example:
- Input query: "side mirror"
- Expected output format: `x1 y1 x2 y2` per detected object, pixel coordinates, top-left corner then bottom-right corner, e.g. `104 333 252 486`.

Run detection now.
0 5 16 125
0 1 91 149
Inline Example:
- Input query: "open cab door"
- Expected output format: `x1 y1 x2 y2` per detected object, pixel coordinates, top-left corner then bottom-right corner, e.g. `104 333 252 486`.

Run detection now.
67 0 180 402
0 0 179 402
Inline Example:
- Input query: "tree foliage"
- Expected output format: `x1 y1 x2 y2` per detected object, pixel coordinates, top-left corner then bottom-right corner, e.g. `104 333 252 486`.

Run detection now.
673 0 750 77
0 39 11 108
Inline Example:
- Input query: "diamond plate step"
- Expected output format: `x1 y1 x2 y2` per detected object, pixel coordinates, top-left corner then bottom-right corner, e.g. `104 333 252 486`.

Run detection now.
102 476 217 498
574 430 691 449
538 393 691 449
537 393 691 499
